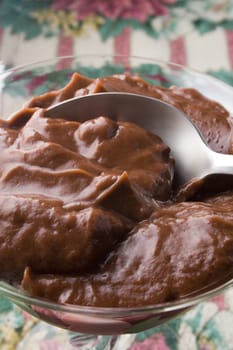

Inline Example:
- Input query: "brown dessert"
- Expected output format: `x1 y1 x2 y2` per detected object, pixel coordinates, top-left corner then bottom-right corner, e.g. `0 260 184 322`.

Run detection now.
1 73 233 307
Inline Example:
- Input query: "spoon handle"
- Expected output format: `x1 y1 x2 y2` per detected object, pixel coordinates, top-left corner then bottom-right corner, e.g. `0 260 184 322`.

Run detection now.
210 151 233 176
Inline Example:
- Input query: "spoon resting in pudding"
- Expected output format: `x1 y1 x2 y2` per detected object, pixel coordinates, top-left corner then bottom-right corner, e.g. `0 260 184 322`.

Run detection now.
46 92 233 188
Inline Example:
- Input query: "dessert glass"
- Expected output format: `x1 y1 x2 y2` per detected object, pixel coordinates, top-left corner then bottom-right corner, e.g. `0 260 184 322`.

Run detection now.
0 55 233 349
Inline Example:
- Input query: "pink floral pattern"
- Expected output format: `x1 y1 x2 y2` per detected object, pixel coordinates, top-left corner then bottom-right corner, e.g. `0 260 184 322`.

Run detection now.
52 0 178 22
1 1 233 349
130 334 170 350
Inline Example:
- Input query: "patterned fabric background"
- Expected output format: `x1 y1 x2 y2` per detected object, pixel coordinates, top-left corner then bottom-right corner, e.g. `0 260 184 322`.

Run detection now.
1 0 233 77
1 1 233 349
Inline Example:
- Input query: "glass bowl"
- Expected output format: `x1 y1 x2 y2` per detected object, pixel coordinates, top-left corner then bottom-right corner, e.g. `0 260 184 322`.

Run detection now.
1 55 233 341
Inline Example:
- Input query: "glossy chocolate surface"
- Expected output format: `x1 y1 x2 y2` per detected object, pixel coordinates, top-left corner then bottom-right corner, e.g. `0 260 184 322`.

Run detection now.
1 73 233 307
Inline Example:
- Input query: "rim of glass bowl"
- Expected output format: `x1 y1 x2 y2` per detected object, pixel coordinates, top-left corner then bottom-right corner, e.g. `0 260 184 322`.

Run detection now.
0 55 233 317
0 53 227 79
0 279 233 317
2 54 233 112
2 54 191 74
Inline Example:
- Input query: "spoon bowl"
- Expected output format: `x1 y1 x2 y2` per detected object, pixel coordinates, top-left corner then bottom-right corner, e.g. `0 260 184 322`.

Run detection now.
46 92 233 187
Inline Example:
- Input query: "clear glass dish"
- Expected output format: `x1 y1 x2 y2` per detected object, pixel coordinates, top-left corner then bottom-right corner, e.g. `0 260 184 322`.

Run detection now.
0 55 233 348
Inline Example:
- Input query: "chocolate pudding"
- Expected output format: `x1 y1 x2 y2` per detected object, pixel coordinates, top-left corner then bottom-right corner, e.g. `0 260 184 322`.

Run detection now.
1 73 233 307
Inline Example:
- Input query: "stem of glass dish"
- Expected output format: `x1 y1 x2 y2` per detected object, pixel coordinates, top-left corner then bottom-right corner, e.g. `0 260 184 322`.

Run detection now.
69 333 135 349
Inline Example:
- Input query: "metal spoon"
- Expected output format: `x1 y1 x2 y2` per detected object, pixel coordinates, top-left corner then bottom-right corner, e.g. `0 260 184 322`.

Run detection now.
45 92 233 188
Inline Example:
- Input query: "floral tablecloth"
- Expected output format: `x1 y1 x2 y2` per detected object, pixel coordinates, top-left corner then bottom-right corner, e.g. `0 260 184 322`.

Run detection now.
1 1 233 349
